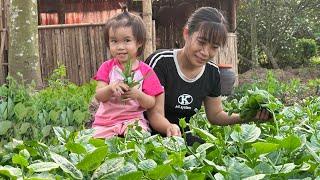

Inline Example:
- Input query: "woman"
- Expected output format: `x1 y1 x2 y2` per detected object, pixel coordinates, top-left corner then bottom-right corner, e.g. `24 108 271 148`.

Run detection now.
145 7 270 141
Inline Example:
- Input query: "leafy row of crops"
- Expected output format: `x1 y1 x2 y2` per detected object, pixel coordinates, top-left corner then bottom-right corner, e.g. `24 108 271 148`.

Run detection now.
0 72 319 179
0 76 95 145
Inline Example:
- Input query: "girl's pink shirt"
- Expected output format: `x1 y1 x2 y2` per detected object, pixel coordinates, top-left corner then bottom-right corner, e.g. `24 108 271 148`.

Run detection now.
92 58 164 126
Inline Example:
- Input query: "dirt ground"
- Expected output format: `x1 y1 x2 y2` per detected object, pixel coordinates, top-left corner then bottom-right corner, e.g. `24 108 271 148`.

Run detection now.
238 66 320 85
237 66 320 105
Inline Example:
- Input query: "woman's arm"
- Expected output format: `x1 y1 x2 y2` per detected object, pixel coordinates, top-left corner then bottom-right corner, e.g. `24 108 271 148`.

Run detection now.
204 96 241 125
204 96 270 125
146 93 181 136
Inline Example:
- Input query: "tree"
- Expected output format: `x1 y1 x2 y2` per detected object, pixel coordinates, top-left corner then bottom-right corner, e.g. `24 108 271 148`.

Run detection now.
8 0 42 87
237 0 319 71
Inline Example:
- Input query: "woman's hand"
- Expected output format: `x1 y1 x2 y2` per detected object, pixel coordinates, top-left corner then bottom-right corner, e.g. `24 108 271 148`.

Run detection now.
166 124 181 137
254 109 272 122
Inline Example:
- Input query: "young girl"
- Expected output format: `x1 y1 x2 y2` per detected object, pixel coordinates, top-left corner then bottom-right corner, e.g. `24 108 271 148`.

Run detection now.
92 6 163 138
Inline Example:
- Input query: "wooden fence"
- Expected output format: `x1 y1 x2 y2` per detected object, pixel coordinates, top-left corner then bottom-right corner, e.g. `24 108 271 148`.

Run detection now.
0 0 9 85
38 24 237 85
1 22 238 85
38 23 109 85
0 0 238 85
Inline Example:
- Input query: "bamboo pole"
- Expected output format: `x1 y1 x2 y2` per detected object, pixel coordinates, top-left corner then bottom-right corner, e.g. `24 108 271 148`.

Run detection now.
0 0 4 84
152 20 156 51
142 0 152 59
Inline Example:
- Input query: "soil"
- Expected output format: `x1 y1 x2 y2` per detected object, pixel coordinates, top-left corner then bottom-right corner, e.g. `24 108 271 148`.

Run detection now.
237 66 320 105
238 66 320 85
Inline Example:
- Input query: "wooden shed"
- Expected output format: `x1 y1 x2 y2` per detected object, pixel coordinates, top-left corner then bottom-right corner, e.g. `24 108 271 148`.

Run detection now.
153 0 239 83
0 0 239 85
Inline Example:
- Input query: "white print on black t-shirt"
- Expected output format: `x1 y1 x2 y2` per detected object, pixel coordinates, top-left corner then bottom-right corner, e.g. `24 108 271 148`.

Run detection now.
175 94 193 110
178 94 193 105
175 105 192 110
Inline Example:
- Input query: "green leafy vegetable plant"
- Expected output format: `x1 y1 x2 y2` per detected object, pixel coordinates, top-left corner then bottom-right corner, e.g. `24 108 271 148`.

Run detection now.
117 57 151 88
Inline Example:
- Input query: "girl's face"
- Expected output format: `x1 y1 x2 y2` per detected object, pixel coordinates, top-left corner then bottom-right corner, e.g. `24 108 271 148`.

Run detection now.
108 26 141 63
183 29 220 67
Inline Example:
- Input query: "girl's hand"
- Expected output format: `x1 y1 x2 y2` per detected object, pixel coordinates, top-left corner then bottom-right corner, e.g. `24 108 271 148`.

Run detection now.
110 82 129 96
166 124 181 137
121 86 142 101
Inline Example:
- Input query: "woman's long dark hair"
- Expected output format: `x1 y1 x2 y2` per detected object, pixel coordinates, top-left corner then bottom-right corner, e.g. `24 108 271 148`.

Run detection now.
186 7 228 46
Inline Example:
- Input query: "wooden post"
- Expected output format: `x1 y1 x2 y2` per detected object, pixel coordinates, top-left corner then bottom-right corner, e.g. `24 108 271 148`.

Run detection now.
58 0 65 24
229 0 237 32
152 20 156 51
142 0 152 59
0 0 3 84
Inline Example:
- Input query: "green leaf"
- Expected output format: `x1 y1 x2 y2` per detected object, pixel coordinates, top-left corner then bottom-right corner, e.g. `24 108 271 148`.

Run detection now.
91 157 125 179
14 102 28 120
75 128 94 144
280 135 301 152
196 143 215 154
187 172 206 180
118 171 143 180
254 162 275 174
138 159 157 171
203 159 227 172
179 118 187 129
191 127 217 143
76 146 108 171
50 152 83 179
183 153 201 169
0 120 12 135
19 122 31 135
66 107 74 124
7 98 15 119
0 165 22 178
19 149 30 160
243 174 266 180
73 110 86 124
49 110 59 123
230 124 261 143
162 136 186 151
27 162 60 172
0 101 8 120
252 142 279 155
41 125 52 138
89 138 106 147
117 162 137 177
275 163 296 174
12 154 29 167
65 142 87 154
146 164 173 179
52 126 71 144
227 159 255 179
25 172 56 180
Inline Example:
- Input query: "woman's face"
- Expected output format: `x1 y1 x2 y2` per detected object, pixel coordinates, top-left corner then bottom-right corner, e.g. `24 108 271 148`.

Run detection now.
183 30 220 67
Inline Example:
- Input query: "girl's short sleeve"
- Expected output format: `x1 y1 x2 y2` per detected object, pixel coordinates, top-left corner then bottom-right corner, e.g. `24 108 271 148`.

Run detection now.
92 60 113 83
140 63 164 96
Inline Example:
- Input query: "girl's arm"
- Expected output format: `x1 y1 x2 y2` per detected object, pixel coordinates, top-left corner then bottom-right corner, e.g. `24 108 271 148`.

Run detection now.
146 93 181 136
122 87 155 109
95 81 128 103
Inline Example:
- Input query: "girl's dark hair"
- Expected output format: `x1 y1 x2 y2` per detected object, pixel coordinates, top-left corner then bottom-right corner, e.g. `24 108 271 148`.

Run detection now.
186 7 228 46
105 4 146 56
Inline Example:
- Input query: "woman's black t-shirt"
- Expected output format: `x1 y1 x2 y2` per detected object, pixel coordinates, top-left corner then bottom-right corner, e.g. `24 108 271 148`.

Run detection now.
145 49 221 125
